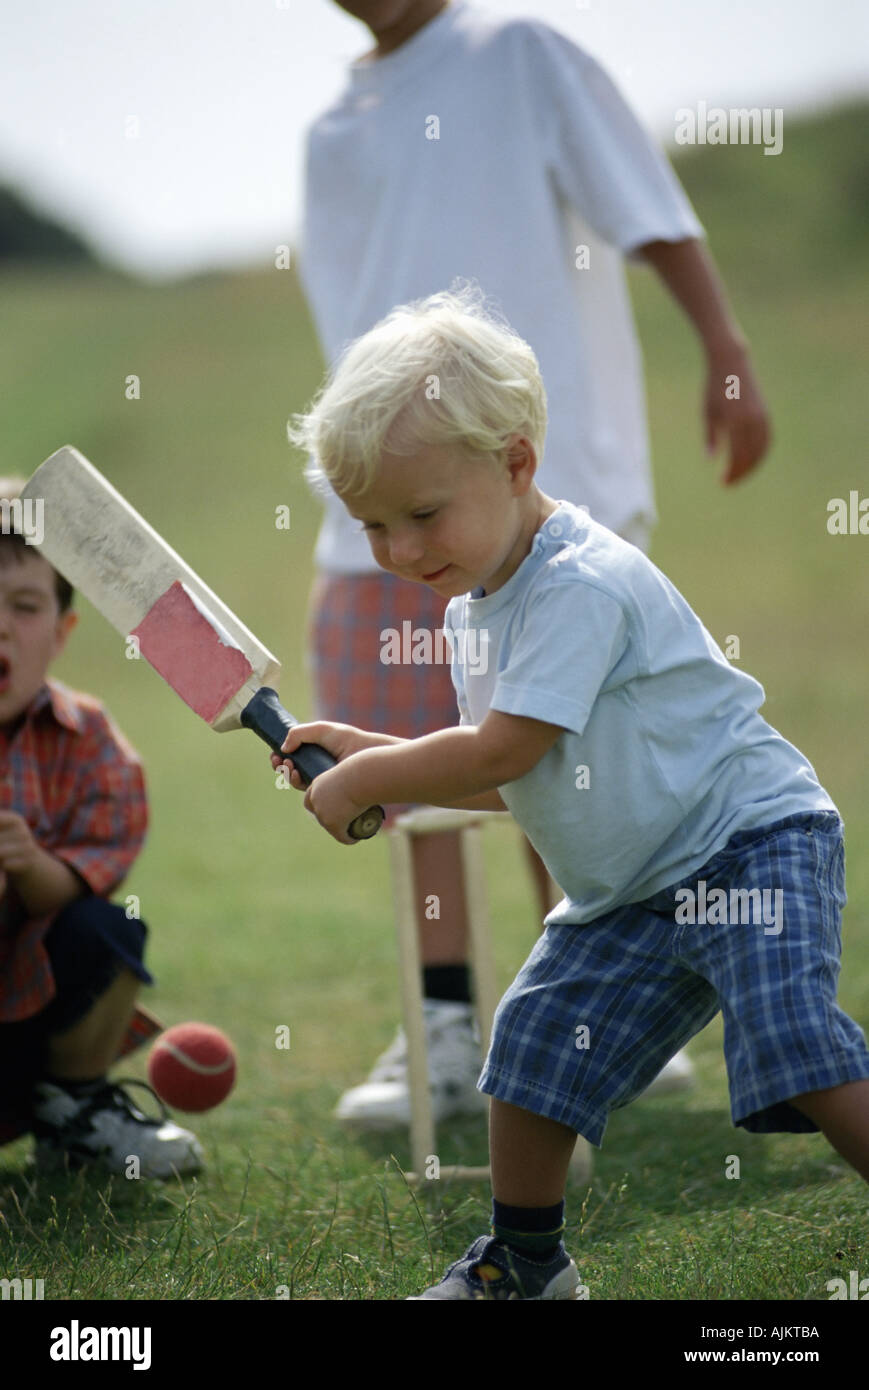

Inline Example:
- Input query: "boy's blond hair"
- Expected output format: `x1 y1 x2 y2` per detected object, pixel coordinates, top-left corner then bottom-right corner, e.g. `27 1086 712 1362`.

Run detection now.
289 285 547 495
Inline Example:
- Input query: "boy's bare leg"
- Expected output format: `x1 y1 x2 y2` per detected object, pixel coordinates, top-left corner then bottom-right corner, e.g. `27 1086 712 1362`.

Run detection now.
415 830 469 963
789 1080 869 1183
45 967 140 1080
338 829 475 1123
489 1097 577 1206
416 829 555 966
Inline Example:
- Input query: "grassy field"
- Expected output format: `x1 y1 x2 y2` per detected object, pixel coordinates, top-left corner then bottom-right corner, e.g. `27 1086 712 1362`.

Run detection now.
0 105 867 1303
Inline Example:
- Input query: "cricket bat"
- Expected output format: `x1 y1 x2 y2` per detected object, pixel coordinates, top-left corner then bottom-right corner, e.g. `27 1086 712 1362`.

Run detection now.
20 447 383 840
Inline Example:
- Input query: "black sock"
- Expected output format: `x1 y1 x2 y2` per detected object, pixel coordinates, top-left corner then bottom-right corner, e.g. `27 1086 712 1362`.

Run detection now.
491 1199 566 1259
423 964 472 1004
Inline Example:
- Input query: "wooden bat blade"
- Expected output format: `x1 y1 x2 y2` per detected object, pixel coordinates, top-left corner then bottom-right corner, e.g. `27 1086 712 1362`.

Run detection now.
20 446 281 730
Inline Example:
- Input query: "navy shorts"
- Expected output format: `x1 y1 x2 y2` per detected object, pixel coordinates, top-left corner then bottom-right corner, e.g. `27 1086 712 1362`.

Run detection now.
0 898 152 1140
479 812 869 1145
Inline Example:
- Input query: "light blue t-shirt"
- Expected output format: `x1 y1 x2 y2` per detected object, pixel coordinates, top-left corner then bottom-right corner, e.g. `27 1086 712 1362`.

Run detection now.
444 501 836 925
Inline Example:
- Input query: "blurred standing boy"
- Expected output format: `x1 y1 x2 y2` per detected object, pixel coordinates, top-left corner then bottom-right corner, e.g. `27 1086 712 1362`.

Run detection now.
297 1 771 1128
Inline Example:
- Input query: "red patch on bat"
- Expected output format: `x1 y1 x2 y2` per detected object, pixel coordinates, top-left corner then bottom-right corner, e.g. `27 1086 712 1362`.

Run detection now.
131 580 253 722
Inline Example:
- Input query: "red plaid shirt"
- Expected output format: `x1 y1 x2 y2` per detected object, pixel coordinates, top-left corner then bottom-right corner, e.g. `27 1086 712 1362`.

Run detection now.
0 679 148 1023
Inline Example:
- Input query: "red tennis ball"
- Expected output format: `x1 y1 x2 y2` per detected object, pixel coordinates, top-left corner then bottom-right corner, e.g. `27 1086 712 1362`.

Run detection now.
148 1023 236 1113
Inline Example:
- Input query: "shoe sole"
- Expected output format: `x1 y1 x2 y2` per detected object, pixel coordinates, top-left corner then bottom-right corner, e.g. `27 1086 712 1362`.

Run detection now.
33 1143 202 1180
409 1258 582 1300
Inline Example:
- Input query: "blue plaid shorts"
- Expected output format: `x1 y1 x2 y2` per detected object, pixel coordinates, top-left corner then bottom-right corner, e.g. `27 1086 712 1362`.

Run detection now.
479 811 869 1145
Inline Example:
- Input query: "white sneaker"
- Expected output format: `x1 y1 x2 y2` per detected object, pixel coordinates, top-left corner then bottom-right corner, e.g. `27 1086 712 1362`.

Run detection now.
334 1000 486 1131
32 1079 203 1178
636 1049 696 1099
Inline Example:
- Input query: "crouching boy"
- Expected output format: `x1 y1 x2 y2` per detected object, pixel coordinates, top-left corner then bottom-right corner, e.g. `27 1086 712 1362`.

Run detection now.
0 480 201 1178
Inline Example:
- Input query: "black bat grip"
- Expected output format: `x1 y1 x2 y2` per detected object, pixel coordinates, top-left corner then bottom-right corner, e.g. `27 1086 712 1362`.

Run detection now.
240 687 384 841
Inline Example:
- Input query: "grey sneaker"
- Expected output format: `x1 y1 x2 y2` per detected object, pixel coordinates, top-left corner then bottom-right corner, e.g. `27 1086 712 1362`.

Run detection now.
32 1078 203 1178
637 1049 696 1099
334 1000 486 1131
409 1235 581 1300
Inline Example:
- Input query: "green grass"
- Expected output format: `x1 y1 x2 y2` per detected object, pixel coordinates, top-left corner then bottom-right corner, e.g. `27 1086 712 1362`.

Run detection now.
1 106 868 1301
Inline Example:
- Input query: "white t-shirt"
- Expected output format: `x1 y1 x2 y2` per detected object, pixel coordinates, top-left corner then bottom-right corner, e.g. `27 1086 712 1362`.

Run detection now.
299 1 704 571
444 501 835 924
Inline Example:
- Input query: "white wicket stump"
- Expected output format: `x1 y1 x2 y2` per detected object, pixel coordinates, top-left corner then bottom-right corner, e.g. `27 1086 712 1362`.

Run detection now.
389 807 593 1186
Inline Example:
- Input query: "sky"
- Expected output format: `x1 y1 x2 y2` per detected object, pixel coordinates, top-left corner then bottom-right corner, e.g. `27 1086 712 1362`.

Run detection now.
1 0 867 277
